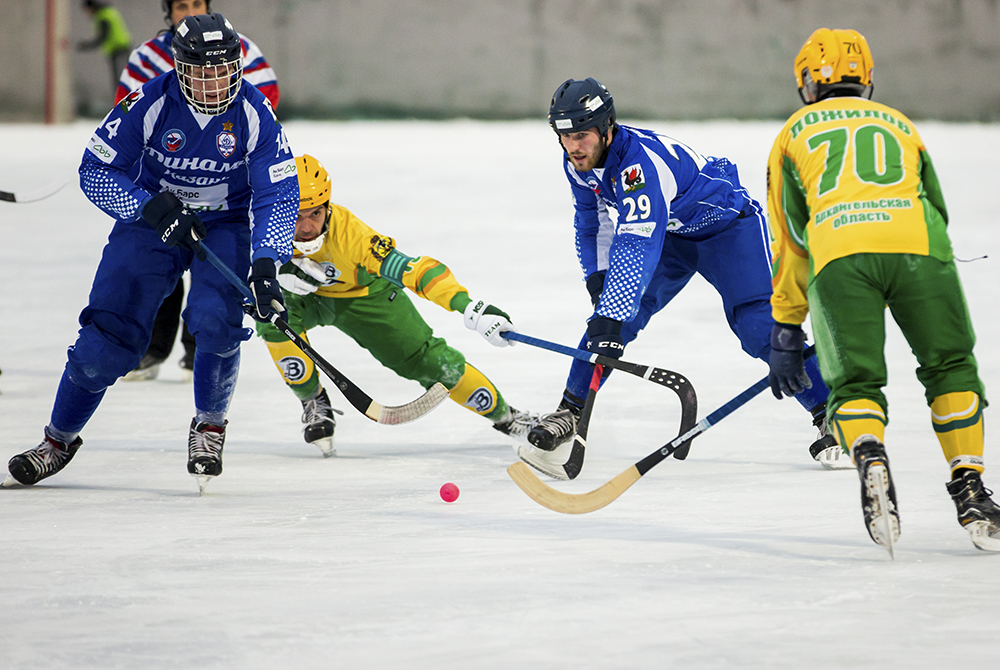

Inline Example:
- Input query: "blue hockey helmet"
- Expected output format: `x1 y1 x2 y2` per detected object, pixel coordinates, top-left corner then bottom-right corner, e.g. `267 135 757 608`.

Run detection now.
171 13 243 115
548 78 616 136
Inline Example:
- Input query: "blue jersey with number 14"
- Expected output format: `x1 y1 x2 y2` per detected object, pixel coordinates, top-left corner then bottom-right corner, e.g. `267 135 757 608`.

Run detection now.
79 71 297 263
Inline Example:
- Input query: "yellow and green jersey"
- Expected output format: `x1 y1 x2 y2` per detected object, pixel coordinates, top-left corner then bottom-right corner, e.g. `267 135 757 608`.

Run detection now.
296 203 470 312
766 96 952 324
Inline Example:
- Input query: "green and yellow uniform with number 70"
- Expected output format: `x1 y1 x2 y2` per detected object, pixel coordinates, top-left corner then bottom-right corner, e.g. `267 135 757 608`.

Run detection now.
767 95 986 475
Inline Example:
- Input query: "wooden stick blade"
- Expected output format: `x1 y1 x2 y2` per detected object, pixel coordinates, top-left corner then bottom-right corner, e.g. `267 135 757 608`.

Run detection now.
506 461 642 514
374 382 450 425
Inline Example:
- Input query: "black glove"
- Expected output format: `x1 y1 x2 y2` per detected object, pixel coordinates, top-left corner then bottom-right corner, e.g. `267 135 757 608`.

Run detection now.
586 271 606 308
768 322 812 399
141 191 207 260
585 316 624 361
247 257 285 322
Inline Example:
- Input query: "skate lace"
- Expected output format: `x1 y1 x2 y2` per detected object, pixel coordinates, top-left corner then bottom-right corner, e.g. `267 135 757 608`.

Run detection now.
189 426 225 461
538 409 576 439
23 439 70 475
301 393 340 430
498 409 542 438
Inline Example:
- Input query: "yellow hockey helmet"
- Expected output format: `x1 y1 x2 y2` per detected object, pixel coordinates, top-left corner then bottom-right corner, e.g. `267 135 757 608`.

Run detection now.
794 28 874 104
295 154 332 210
293 154 332 255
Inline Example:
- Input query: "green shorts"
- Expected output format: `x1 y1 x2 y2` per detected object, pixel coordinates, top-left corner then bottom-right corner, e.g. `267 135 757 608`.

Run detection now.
808 253 984 416
257 279 467 393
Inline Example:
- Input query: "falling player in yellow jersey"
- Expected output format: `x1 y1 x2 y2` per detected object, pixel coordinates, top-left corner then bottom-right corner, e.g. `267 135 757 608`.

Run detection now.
255 154 545 457
765 28 1000 554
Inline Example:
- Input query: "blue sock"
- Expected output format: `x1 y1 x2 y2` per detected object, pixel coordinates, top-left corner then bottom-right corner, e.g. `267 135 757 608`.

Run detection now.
193 347 240 425
49 369 106 439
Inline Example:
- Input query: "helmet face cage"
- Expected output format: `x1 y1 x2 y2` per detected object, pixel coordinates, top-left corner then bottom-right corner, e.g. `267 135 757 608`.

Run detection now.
172 14 242 115
548 78 616 137
794 28 874 104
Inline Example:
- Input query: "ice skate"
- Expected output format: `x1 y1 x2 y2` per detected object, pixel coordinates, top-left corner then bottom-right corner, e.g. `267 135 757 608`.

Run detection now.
852 438 900 558
492 407 542 449
121 354 163 382
946 470 1000 551
516 441 576 481
188 419 226 494
809 404 852 470
527 400 581 452
4 430 82 487
301 388 342 457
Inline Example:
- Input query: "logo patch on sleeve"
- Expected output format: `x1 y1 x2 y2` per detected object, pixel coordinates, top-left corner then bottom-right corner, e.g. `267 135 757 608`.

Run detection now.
621 164 645 193
86 134 118 163
117 88 144 114
268 158 297 183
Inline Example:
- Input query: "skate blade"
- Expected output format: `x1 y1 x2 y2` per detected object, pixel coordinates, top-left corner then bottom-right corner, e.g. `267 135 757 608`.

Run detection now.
866 465 900 559
193 474 215 496
121 365 161 382
179 368 193 384
517 441 574 481
817 445 855 470
965 521 1000 552
1 473 24 488
311 437 336 458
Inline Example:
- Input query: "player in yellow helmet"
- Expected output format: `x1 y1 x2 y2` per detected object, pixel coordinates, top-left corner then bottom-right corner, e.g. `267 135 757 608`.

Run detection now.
255 154 546 457
766 28 1000 554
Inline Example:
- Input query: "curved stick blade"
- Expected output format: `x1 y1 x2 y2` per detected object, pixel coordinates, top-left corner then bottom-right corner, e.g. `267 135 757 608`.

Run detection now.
506 461 642 514
374 382 450 425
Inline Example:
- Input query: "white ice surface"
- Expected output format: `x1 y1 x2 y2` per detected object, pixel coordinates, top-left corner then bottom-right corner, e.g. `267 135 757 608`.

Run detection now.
1 119 999 669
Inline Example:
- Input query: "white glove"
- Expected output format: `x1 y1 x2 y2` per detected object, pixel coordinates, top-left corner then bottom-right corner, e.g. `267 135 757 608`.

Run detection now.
464 299 516 347
277 257 330 295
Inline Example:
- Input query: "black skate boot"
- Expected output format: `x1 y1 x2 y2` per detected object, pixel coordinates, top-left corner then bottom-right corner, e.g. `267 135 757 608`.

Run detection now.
946 469 1000 551
852 438 900 557
301 388 341 457
122 353 164 382
808 404 852 470
4 430 83 487
188 418 226 494
527 398 582 451
492 407 542 446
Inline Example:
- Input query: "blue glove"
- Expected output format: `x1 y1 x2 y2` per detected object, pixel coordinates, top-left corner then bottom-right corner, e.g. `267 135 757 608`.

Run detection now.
141 191 207 261
586 316 624 361
768 323 812 399
247 257 285 322
586 271 606 308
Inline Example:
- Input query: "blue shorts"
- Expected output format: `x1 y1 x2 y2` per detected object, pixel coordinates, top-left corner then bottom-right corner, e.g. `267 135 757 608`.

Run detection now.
66 216 252 392
566 204 828 412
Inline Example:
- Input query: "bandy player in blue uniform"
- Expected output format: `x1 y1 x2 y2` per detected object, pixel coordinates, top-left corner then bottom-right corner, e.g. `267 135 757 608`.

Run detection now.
525 78 837 473
4 13 297 492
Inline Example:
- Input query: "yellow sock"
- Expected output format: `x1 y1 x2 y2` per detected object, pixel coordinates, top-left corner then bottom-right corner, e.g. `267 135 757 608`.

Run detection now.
265 334 319 399
448 364 506 421
931 392 985 474
831 399 887 459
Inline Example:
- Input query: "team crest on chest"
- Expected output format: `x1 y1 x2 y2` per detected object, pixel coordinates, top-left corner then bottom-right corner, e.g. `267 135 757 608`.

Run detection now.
217 121 236 158
162 129 186 152
621 164 645 193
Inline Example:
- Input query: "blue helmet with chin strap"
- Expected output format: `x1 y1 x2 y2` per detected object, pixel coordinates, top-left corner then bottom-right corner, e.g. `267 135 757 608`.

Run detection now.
548 78 616 136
